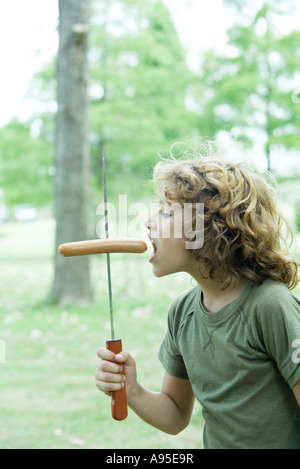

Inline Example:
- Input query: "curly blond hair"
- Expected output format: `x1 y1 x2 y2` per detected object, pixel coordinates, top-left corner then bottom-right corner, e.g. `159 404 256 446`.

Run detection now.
153 142 299 290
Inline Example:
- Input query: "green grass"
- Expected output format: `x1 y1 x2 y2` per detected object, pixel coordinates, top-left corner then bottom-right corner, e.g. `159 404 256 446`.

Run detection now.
0 221 203 449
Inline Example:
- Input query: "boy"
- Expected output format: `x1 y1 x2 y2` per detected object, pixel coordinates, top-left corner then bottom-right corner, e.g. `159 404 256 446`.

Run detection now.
95 146 300 449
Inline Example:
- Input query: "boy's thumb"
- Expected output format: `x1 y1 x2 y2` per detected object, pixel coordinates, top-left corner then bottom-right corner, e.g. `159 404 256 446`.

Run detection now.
114 351 133 365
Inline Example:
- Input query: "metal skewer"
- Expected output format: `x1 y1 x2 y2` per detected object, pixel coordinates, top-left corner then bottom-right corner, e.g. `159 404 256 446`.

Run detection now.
102 157 115 340
102 157 128 421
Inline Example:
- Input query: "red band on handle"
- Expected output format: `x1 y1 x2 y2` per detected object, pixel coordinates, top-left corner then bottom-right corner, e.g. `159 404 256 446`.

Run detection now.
106 339 128 421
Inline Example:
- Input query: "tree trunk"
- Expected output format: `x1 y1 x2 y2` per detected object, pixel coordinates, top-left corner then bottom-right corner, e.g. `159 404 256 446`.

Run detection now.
50 0 91 305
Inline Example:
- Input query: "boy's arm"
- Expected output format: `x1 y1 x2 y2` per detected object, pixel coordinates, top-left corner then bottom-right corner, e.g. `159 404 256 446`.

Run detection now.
128 371 195 435
292 379 300 406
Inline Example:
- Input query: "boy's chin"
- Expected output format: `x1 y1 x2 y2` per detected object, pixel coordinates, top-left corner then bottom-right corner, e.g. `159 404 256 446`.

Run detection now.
151 265 165 278
152 269 165 278
152 266 174 278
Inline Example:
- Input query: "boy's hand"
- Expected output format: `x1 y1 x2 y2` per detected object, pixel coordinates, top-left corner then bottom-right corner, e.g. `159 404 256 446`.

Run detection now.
95 347 137 398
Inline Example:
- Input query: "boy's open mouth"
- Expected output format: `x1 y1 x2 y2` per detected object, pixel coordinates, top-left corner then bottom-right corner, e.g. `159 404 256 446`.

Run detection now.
149 238 157 262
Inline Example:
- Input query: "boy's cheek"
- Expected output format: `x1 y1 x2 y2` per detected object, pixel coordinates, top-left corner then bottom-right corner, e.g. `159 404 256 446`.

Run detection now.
150 224 160 239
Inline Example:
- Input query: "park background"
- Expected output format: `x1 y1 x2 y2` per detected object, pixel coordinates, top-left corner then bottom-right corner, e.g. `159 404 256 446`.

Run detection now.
0 0 300 449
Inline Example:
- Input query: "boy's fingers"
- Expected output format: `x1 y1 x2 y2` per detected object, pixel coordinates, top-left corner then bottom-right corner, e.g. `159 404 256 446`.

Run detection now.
95 378 124 393
96 359 123 374
96 348 133 366
114 351 134 365
96 347 116 361
95 368 124 384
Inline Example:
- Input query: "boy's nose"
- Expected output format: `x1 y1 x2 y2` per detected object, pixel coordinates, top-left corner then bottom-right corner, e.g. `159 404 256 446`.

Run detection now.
145 213 158 235
145 216 154 230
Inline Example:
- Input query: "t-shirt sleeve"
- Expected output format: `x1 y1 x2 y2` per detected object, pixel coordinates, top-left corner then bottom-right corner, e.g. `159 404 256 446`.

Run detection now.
158 304 189 379
256 290 300 389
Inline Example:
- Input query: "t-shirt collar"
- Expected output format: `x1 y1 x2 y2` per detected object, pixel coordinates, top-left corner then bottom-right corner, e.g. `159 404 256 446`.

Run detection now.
194 278 255 325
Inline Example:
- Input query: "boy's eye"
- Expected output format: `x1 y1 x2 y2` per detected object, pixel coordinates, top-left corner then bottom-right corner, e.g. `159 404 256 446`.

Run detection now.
159 209 172 218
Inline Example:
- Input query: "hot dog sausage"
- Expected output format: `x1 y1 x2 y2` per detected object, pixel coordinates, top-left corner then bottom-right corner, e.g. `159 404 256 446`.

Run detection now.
58 238 148 257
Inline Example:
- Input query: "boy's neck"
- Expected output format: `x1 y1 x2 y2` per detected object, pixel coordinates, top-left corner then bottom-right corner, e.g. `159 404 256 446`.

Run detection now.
199 277 242 314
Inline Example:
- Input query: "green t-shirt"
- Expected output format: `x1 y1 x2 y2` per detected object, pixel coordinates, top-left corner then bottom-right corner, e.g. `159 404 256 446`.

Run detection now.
158 278 300 449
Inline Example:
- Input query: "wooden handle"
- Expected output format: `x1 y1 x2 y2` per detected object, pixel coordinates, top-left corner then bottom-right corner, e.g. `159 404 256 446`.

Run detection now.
106 339 128 421
58 238 147 257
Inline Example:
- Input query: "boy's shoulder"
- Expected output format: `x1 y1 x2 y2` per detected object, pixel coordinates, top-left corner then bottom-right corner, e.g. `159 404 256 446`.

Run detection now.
246 278 300 327
170 285 199 312
248 278 297 307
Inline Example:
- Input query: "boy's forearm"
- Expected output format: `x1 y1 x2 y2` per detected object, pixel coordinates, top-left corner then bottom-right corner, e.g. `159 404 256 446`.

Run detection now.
127 382 188 435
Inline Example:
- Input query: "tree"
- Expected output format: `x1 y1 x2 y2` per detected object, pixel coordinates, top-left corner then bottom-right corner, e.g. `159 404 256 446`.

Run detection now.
50 0 91 305
89 0 196 187
194 0 300 173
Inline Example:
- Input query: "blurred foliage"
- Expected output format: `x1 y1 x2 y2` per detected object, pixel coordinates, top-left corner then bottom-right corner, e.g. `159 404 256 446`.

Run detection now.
88 0 196 198
193 0 300 172
0 118 55 207
0 0 299 210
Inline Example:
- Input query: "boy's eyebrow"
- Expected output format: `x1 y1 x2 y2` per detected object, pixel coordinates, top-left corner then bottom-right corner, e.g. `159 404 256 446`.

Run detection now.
158 196 168 207
158 201 170 211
